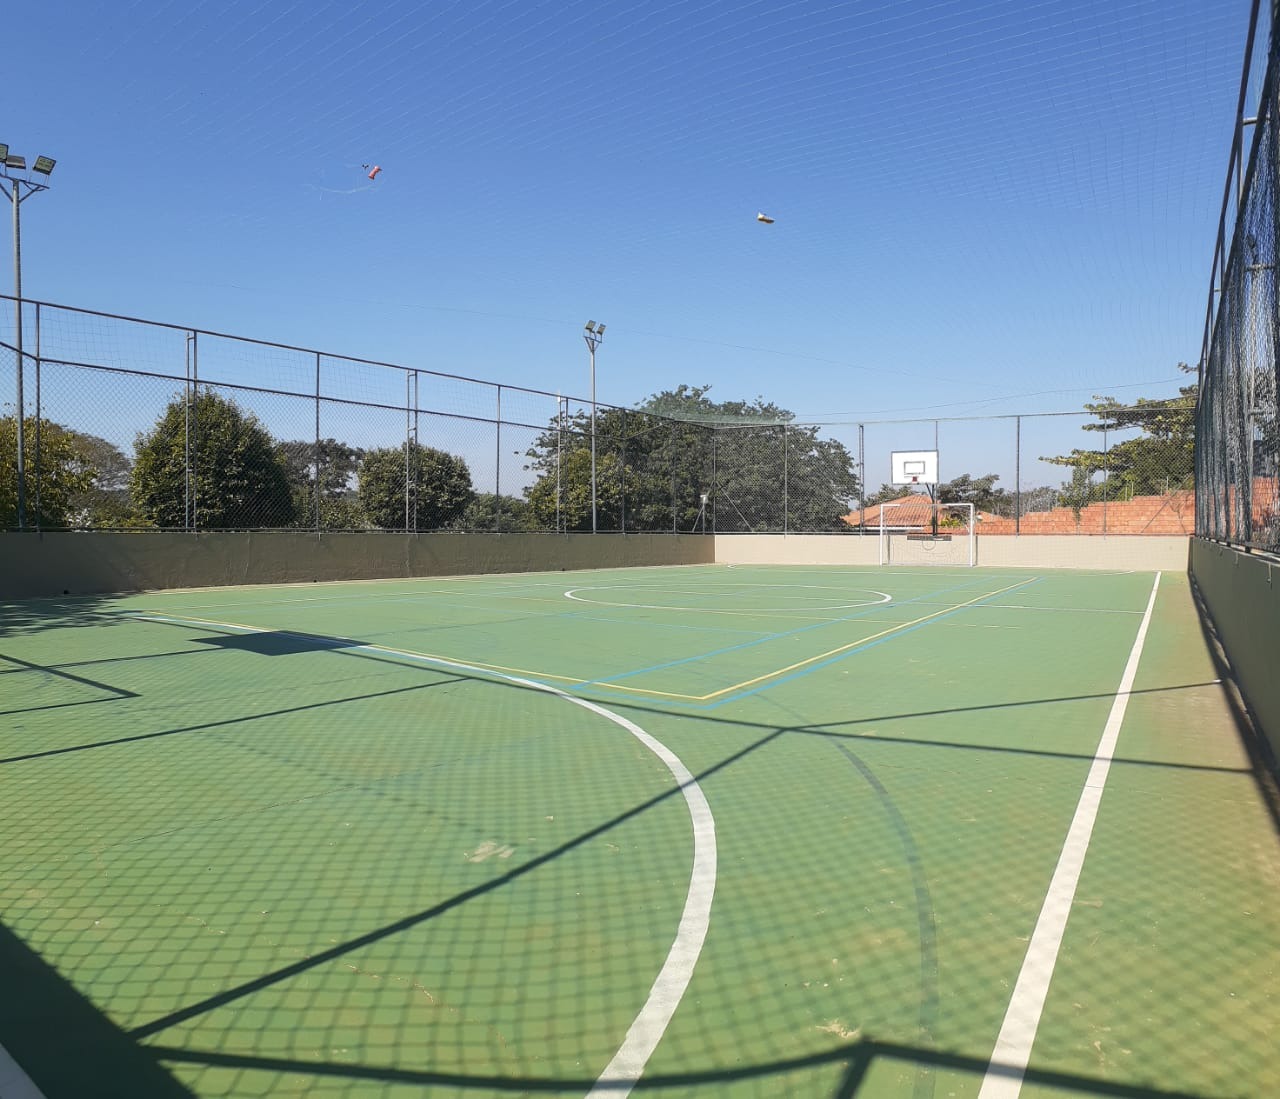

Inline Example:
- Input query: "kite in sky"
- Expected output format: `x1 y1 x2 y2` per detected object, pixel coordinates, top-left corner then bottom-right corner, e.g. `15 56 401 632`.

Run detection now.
363 164 383 180
756 212 775 224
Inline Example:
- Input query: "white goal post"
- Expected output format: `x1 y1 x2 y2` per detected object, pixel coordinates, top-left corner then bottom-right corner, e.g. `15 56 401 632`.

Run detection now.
878 501 976 567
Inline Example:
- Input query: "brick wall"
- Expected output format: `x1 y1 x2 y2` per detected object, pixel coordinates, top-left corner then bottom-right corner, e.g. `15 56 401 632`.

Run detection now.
979 491 1195 535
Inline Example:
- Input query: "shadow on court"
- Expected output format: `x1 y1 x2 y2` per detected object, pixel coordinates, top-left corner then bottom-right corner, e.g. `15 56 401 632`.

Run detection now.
1189 572 1280 838
132 1037 1217 1098
0 919 195 1098
5 614 1275 1097
0 594 123 639
0 908 1231 1099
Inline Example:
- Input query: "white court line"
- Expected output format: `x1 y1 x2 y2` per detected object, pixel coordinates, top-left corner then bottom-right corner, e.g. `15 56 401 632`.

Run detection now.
564 587 892 613
126 612 716 1096
978 571 1162 1099
980 604 1145 615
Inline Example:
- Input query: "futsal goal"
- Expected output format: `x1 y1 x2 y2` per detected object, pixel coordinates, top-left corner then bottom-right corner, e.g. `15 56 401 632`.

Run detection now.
878 500 976 566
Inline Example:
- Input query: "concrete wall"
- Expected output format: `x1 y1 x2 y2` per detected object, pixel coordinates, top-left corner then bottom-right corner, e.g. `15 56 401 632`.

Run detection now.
0 530 1191 600
711 534 882 566
0 532 714 598
1189 538 1280 767
974 535 1189 570
712 533 1190 571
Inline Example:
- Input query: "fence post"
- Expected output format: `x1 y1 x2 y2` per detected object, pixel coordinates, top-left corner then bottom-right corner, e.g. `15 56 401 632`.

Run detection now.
556 395 563 534
495 385 503 532
783 423 789 533
404 373 412 531
1240 350 1254 542
14 290 24 529
711 429 717 533
858 424 865 534
190 332 199 531
183 334 191 530
414 372 421 531
1015 415 1021 535
1102 427 1109 534
616 409 625 532
671 420 678 533
314 353 321 535
33 302 41 530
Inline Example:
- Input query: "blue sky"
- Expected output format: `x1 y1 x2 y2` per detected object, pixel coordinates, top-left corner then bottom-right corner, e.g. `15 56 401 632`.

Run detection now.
3 0 1261 486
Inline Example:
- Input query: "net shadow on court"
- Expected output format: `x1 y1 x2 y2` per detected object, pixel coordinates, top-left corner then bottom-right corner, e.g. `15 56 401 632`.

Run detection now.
1 567 1277 1098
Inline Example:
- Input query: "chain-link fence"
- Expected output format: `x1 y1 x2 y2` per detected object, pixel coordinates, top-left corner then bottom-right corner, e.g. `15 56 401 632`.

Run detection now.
2 297 1194 536
1196 4 1280 554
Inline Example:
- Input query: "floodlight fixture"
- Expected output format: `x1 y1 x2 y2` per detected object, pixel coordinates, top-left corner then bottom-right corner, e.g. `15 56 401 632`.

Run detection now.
5 155 26 170
0 144 7 161
595 324 606 336
585 320 596 332
32 156 55 176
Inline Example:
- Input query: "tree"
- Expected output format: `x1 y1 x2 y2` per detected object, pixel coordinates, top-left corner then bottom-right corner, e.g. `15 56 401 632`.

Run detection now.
131 390 296 529
358 442 474 530
1054 466 1099 519
1017 485 1059 515
279 438 364 498
522 385 860 532
0 415 96 528
279 438 366 529
67 433 134 527
937 472 1004 512
1042 385 1196 506
454 492 536 532
526 446 625 530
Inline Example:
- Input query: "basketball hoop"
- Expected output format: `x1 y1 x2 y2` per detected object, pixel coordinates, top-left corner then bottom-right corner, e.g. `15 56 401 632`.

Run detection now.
890 450 938 488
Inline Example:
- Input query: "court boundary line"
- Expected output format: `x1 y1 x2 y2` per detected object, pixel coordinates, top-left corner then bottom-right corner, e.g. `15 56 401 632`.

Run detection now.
579 574 1010 693
124 611 715 1096
118 578 1039 707
689 578 1039 701
978 571 1163 1098
563 585 893 613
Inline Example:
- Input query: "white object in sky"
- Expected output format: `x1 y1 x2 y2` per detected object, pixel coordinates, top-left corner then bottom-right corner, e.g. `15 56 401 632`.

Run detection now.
756 212 775 224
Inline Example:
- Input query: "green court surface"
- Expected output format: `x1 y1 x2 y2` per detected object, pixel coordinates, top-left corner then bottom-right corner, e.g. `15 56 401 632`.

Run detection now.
2 565 1278 1098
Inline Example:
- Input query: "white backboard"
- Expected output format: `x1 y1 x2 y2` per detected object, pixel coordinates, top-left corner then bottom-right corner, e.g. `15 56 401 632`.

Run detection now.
890 450 939 486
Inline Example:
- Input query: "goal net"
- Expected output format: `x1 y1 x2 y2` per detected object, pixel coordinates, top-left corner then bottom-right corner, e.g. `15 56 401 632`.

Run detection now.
878 500 976 566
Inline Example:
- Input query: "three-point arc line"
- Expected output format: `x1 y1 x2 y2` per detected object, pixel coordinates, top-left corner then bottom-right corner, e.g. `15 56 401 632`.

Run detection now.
125 611 715 1099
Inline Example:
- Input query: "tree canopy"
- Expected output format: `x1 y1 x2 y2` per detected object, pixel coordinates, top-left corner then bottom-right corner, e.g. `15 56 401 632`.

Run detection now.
522 385 860 532
455 492 537 532
131 390 296 529
279 438 367 529
1042 385 1196 506
358 442 475 530
67 433 134 527
0 416 97 529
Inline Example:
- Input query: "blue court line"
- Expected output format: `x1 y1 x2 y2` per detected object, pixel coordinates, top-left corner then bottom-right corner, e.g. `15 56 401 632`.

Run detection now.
578 574 1016 690
699 577 1045 709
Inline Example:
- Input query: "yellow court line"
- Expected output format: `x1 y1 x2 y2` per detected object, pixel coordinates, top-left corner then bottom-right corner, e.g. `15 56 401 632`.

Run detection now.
131 578 1038 706
692 577 1041 701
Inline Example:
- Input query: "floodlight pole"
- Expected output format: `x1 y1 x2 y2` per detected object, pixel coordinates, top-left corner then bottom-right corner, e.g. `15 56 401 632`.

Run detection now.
0 149 54 531
583 321 605 533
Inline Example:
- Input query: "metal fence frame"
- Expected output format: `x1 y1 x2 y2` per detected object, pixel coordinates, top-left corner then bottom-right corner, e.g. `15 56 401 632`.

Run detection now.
3 295 1193 537
1196 0 1280 554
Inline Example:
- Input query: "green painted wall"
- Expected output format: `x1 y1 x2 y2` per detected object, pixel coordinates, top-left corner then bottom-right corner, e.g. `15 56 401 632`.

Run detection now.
0 531 714 598
1189 538 1280 769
